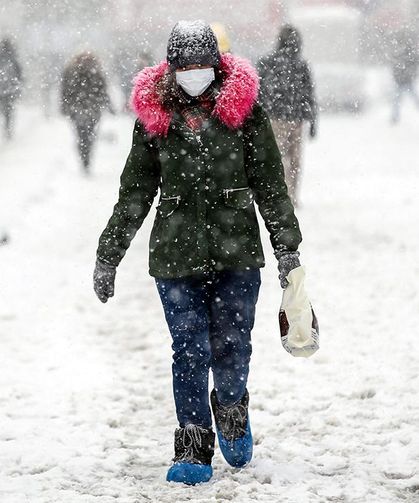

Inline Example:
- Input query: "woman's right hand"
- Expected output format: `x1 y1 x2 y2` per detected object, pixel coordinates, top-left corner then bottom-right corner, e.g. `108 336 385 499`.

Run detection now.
93 259 116 303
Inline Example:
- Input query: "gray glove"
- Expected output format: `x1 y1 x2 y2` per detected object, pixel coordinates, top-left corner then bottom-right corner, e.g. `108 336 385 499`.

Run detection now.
93 259 116 303
278 251 301 289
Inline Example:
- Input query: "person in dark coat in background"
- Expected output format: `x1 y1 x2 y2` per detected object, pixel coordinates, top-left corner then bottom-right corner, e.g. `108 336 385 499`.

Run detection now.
61 52 113 173
258 25 317 206
93 20 303 486
390 30 419 124
0 38 23 140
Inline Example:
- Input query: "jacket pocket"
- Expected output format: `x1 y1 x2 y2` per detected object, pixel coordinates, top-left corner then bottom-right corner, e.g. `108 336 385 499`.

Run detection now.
157 195 181 218
223 187 254 209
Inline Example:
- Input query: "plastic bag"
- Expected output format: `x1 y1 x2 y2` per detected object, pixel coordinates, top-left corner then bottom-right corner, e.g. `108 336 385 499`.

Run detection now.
279 266 319 358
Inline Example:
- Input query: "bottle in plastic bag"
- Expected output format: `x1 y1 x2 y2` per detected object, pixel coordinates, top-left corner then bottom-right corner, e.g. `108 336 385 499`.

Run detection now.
279 266 319 358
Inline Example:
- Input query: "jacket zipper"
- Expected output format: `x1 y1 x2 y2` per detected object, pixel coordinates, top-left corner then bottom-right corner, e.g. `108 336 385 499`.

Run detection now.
160 195 181 203
196 134 203 148
223 187 250 198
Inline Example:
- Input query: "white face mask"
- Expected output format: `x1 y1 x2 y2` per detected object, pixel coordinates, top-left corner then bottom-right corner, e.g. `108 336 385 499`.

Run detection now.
175 67 215 97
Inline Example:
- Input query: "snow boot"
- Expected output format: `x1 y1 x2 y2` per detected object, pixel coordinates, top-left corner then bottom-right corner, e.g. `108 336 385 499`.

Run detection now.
210 389 253 468
166 424 215 485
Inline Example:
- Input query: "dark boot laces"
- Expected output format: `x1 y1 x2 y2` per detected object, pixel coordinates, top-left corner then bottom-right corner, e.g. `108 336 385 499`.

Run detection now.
218 402 248 443
175 424 205 463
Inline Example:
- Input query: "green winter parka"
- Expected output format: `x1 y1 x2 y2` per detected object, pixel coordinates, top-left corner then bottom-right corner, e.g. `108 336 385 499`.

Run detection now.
96 54 302 278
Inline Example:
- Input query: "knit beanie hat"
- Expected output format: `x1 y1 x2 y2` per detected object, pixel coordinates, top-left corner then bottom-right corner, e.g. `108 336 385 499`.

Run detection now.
167 20 221 71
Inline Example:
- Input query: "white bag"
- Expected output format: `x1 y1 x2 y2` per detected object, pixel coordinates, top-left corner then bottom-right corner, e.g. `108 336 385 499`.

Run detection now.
279 266 319 358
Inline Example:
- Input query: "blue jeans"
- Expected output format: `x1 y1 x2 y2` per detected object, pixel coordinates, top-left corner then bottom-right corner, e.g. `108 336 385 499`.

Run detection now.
155 269 261 428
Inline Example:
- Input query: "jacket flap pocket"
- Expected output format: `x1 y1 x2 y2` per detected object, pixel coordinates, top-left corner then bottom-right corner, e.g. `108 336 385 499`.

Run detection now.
223 187 254 209
157 196 181 218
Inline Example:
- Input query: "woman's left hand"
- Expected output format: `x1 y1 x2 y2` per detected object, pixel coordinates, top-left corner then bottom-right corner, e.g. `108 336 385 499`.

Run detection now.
93 259 117 303
278 251 301 289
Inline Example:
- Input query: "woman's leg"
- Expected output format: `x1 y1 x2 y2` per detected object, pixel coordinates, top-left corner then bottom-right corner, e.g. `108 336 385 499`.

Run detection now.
75 117 97 171
288 122 303 207
1 98 14 140
271 119 296 201
408 85 419 109
155 276 212 427
392 84 403 123
271 118 291 168
208 269 261 406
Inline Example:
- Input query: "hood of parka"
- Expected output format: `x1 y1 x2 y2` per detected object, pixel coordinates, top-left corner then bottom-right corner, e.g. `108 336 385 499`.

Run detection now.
130 52 260 137
276 24 302 59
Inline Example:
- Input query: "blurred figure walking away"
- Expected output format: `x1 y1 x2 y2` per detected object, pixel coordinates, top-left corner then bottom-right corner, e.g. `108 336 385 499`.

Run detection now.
0 38 23 141
258 25 317 207
61 53 113 173
390 30 419 124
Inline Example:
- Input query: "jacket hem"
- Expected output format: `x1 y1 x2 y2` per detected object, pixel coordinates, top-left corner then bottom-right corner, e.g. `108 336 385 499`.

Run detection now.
149 263 265 279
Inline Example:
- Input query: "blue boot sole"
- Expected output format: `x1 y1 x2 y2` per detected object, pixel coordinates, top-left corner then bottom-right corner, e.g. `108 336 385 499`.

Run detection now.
216 421 253 468
166 462 213 485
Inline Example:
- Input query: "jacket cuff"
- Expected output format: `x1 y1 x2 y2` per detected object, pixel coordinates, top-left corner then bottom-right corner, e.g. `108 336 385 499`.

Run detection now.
277 251 300 269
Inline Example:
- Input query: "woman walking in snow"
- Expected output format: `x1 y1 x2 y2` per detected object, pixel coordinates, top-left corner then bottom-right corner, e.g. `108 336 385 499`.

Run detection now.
61 52 113 173
94 21 302 485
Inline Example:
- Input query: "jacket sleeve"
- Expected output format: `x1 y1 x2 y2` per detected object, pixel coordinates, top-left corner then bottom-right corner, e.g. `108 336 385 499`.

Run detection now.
243 104 302 256
60 68 70 116
256 56 271 112
302 62 317 123
96 120 161 267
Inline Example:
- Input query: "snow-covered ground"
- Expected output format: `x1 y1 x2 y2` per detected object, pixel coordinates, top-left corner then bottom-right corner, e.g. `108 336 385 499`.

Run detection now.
1 100 419 503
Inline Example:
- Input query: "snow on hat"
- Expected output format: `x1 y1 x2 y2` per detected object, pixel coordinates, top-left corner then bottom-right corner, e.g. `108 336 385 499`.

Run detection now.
167 20 221 71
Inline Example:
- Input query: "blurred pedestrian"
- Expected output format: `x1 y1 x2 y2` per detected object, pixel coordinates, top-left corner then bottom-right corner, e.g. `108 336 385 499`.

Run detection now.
0 38 23 140
258 25 317 207
93 20 303 485
60 52 113 173
390 30 419 124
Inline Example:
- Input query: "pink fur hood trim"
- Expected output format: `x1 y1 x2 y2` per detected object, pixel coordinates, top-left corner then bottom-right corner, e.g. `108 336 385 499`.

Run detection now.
130 53 260 137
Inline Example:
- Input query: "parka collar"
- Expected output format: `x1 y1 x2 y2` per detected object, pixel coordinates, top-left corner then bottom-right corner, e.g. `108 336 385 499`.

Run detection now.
130 53 259 137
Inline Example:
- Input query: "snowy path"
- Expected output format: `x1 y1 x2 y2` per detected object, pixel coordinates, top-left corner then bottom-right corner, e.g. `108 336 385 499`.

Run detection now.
1 105 419 503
